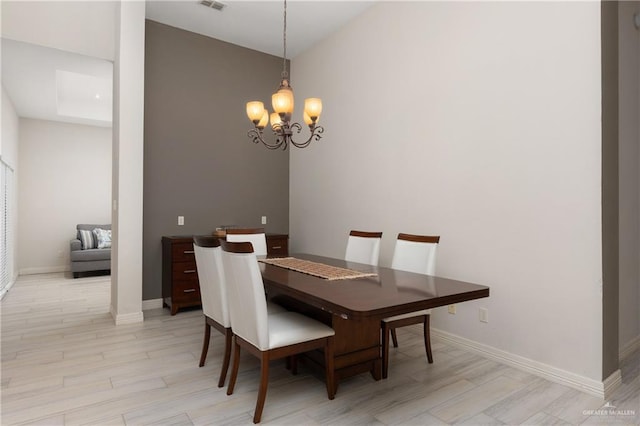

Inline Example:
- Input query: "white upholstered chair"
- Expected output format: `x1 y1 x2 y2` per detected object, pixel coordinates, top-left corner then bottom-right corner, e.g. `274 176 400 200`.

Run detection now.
382 233 440 379
226 228 268 256
193 236 285 388
193 236 233 388
344 230 383 266
220 240 336 424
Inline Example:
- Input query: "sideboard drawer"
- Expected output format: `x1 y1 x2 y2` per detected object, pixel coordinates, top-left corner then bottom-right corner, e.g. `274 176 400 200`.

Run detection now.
172 280 201 303
172 243 196 262
266 234 289 257
172 261 198 281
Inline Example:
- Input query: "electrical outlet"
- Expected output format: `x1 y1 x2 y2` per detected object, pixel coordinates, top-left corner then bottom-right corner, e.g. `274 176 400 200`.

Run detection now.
261 216 267 225
448 304 456 314
178 216 184 226
479 308 489 323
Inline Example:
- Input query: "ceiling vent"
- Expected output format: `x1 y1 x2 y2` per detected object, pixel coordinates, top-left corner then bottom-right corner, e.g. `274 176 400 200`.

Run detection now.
200 0 225 11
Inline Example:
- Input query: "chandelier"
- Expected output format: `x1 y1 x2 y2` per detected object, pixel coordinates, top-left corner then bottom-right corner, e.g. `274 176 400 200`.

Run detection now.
245 0 324 150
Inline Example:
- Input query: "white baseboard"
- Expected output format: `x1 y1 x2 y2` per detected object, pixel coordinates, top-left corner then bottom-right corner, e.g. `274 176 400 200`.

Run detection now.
432 328 618 399
110 306 144 325
620 335 640 361
19 265 68 275
142 298 163 310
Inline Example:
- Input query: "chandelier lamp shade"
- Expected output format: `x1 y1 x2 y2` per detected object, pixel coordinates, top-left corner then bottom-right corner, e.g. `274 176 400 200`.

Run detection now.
246 0 324 150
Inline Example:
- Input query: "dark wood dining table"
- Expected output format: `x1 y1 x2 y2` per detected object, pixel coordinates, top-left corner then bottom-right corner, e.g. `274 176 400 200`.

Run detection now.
259 253 490 390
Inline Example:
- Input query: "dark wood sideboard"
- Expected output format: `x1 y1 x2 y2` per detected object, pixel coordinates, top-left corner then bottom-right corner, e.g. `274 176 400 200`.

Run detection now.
162 234 289 315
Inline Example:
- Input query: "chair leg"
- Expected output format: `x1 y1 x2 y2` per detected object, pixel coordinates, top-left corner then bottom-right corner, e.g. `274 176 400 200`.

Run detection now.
253 352 270 424
391 328 399 348
424 315 433 364
382 322 390 379
226 339 241 396
324 336 336 399
218 328 232 388
199 322 211 367
285 355 298 374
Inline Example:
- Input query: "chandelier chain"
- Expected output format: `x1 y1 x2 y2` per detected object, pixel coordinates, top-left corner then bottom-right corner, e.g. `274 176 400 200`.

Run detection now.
282 0 288 78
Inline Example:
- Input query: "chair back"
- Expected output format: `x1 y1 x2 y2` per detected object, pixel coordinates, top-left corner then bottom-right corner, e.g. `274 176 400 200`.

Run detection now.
391 233 440 275
226 228 268 256
345 230 383 266
220 240 270 350
193 236 230 327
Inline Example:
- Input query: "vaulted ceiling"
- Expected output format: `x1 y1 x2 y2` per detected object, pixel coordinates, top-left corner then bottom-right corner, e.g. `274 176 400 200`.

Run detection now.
1 1 375 127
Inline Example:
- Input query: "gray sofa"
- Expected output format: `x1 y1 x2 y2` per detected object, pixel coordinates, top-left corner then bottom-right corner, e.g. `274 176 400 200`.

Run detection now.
70 224 111 278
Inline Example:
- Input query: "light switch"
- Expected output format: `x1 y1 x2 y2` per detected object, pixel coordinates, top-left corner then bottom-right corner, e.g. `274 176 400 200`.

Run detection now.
178 216 184 226
479 308 489 323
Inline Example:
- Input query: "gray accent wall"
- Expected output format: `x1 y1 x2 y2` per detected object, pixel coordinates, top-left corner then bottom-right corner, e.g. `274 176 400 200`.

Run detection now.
618 0 640 360
143 20 289 300
601 1 619 379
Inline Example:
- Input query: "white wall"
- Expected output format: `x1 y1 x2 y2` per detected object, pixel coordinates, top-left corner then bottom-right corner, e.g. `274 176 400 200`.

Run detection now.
1 1 115 60
1 85 20 285
291 2 603 382
1 86 19 166
618 1 640 357
18 118 111 274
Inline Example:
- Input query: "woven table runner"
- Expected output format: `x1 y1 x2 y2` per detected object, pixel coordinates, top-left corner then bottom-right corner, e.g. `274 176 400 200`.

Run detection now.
259 257 377 281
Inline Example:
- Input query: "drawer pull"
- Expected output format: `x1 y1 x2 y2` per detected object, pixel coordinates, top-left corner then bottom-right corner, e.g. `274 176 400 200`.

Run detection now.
183 250 195 254
271 246 282 249
183 289 196 293
183 270 196 274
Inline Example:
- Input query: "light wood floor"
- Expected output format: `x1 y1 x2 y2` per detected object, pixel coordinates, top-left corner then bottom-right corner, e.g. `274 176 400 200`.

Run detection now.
1 274 638 425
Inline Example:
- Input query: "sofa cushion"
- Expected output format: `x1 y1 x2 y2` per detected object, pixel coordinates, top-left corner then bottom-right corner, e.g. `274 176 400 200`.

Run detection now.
79 229 98 250
93 228 112 249
70 248 111 262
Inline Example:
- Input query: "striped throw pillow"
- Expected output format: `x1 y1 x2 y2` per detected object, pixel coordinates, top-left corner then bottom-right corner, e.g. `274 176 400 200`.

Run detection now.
79 229 97 250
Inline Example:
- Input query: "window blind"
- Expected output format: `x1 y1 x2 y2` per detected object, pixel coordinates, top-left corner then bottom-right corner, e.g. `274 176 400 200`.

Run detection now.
1 158 14 298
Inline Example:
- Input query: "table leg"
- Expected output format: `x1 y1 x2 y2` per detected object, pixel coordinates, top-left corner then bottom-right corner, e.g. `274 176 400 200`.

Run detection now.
268 292 382 386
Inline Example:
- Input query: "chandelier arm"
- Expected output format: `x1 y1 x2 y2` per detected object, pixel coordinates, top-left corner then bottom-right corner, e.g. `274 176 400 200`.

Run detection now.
289 125 324 149
290 122 302 134
248 124 322 150
248 128 286 150
278 135 289 151
272 129 289 150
